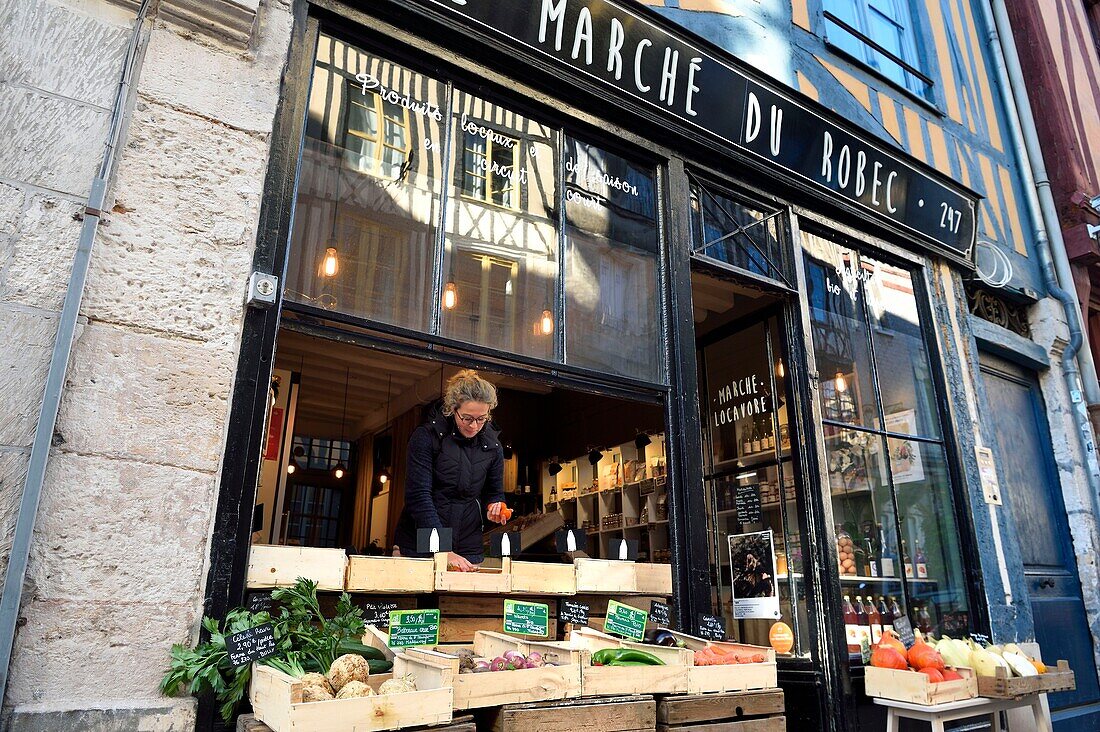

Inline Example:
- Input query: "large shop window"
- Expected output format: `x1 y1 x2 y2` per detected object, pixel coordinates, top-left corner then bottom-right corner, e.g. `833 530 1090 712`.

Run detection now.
802 231 971 651
284 33 664 385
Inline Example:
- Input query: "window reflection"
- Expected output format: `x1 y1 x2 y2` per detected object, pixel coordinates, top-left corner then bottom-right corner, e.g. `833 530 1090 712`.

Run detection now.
441 92 558 360
564 139 661 382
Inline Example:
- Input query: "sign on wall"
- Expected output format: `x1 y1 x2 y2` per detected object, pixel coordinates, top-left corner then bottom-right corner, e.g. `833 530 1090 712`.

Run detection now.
412 0 978 266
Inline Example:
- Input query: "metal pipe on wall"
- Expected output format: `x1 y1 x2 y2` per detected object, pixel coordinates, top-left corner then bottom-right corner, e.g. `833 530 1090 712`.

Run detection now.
0 0 159 705
977 0 1100 522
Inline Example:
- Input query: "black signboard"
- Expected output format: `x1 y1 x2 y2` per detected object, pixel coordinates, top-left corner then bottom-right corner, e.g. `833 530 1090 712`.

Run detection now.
414 0 977 265
225 624 277 667
893 615 916 649
490 532 521 558
555 528 587 553
362 600 399 628
417 527 453 554
649 600 670 628
735 484 762 525
697 613 726 641
246 592 272 613
559 599 590 626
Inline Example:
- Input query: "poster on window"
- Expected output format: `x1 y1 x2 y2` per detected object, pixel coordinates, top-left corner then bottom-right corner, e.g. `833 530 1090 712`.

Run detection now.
885 410 925 484
727 529 781 620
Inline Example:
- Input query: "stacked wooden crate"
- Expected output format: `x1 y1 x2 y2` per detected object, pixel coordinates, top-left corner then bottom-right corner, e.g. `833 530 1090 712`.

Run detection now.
656 689 785 732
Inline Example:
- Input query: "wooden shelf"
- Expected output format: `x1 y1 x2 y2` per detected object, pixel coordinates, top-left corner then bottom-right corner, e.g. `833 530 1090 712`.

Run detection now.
838 574 937 584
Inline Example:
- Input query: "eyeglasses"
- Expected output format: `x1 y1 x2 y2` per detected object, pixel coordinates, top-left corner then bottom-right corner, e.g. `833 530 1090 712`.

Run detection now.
456 412 491 426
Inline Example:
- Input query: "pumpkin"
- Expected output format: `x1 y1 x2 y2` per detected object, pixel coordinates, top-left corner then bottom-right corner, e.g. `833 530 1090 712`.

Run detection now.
877 633 908 661
918 667 945 683
870 644 908 670
908 640 945 671
940 669 964 682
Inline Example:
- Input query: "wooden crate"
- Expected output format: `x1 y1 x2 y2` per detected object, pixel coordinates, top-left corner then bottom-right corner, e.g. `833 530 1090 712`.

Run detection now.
237 713 476 732
654 631 778 694
657 689 785 731
575 559 638 593
633 563 673 595
346 556 434 593
435 594 558 643
977 660 1075 699
397 631 583 709
509 560 576 595
249 658 453 731
246 545 347 592
491 694 657 732
569 627 693 696
864 665 978 705
435 554 511 593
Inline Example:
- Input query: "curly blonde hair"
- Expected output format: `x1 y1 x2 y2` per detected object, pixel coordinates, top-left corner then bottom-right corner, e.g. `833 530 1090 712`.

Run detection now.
441 370 498 416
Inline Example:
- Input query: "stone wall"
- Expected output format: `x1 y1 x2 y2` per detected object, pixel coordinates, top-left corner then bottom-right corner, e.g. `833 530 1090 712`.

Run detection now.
0 0 293 727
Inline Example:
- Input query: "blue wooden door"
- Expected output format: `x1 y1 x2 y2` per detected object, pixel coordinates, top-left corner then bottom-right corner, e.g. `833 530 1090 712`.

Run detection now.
980 353 1100 729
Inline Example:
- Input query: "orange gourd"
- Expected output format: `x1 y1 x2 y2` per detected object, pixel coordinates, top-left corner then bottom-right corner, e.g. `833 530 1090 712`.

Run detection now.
908 640 945 671
940 669 963 682
870 645 908 670
876 633 908 662
918 667 945 683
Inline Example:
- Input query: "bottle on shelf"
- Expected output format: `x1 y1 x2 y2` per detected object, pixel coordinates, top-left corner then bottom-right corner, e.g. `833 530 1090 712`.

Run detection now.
853 541 869 577
902 540 914 579
879 597 894 636
750 418 762 454
763 417 775 450
889 597 904 627
867 596 883 644
862 521 880 578
854 596 872 649
915 544 928 579
917 603 933 635
741 422 753 455
842 595 860 653
549 484 557 504
878 523 896 577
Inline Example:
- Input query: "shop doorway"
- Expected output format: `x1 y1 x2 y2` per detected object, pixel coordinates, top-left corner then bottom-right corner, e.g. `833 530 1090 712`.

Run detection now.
979 352 1100 729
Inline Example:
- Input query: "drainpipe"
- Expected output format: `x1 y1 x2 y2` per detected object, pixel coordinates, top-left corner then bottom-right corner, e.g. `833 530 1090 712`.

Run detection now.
0 0 158 705
977 0 1100 510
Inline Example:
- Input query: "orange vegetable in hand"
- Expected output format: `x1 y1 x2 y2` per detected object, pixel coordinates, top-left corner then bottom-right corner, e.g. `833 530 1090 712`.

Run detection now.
500 507 513 522
870 645 908 670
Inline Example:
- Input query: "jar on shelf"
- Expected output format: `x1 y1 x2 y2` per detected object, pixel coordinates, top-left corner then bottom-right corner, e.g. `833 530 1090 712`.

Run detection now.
836 525 858 576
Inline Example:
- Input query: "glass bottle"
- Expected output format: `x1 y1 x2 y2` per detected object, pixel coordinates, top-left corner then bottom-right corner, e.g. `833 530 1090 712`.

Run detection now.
741 422 752 455
854 596 871 649
862 521 880 578
867 597 883 645
751 418 762 454
902 540 914 579
879 597 894 636
889 597 904 625
918 603 933 635
915 544 928 579
878 523 896 577
842 595 860 653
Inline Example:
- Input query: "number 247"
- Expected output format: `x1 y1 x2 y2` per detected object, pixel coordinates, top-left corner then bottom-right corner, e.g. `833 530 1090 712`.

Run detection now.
940 203 962 234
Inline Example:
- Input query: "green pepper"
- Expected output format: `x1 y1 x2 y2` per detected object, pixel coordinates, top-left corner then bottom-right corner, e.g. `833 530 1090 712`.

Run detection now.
591 648 665 666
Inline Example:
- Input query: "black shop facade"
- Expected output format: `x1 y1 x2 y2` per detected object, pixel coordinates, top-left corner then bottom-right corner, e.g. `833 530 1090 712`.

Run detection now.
204 1 985 729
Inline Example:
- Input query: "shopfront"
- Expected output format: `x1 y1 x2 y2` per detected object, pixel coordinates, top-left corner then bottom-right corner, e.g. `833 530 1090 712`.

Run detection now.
203 1 986 729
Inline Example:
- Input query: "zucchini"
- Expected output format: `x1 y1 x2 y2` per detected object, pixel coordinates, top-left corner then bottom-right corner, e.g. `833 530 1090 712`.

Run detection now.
337 638 386 661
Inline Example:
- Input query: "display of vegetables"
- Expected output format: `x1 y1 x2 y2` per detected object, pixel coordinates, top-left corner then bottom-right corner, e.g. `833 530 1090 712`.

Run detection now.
592 648 666 666
159 578 392 722
460 649 560 673
693 645 766 666
869 630 1052 684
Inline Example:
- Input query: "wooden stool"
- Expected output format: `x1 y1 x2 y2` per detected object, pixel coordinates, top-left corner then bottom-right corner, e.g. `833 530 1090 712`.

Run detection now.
873 694 1052 732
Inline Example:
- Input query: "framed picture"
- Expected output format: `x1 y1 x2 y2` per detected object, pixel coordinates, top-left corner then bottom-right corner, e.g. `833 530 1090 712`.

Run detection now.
885 410 924 483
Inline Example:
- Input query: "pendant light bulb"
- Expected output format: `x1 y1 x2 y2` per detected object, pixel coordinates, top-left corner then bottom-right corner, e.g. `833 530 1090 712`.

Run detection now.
834 371 848 393
776 359 785 379
334 464 345 479
379 473 388 485
286 463 295 475
322 246 340 277
443 281 458 310
539 309 554 335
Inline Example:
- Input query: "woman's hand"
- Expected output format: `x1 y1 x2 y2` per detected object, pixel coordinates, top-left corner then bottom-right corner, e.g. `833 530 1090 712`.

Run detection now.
446 552 476 572
486 502 510 524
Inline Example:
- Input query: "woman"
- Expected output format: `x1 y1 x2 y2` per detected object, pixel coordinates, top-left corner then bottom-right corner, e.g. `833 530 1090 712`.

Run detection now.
393 370 509 571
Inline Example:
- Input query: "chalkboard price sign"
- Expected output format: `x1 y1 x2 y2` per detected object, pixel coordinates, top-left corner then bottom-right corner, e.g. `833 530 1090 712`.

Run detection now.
225 624 277 667
736 484 763 525
697 613 727 641
246 592 272 613
559 599 590 626
362 600 398 628
649 600 670 628
605 600 648 641
388 609 440 648
893 616 916 649
504 600 549 637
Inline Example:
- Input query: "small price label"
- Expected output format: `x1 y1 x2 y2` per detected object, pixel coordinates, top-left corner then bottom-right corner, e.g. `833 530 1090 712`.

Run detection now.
246 592 272 613
388 609 440 648
362 600 398 628
697 613 726 641
604 600 647 641
649 600 670 628
894 616 916 649
504 600 549 637
559 599 590 626
225 624 276 666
